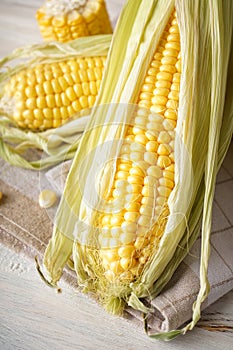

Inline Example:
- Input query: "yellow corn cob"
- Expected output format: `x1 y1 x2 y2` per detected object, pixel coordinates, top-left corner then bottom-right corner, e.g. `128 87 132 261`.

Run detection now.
36 0 112 42
1 56 106 130
97 11 180 282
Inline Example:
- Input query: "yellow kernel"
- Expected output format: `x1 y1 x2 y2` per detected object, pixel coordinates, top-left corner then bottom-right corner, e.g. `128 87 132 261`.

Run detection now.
79 95 88 108
129 166 145 177
111 216 123 226
164 109 177 120
72 100 81 112
124 212 139 222
147 121 164 132
43 81 53 94
121 221 137 233
118 245 135 258
58 76 69 90
173 73 181 83
90 81 97 95
141 196 155 207
127 175 144 185
33 120 42 128
141 83 154 93
46 95 56 108
166 164 175 172
43 108 53 120
156 80 171 89
151 95 168 106
125 202 141 212
116 170 128 180
73 84 83 97
60 106 69 119
130 142 145 153
161 56 177 65
168 91 179 101
22 110 34 121
163 170 174 181
160 64 177 75
125 193 142 203
144 175 155 186
145 76 156 84
109 238 121 248
157 144 171 156
142 185 155 197
35 83 45 96
134 237 148 250
126 184 143 194
148 67 159 76
158 186 172 197
88 95 96 107
158 131 171 144
120 257 136 270
109 261 124 274
163 48 179 58
54 94 63 107
144 152 157 165
26 98 36 110
53 107 61 120
132 126 143 135
171 83 180 92
120 232 136 244
25 86 37 98
66 87 76 102
110 227 122 238
101 249 118 262
175 60 181 73
140 91 153 101
146 141 158 152
163 119 176 131
38 189 57 208
147 165 162 178
145 130 156 141
79 69 88 82
138 215 150 227
53 119 61 128
60 92 70 106
159 178 174 188
153 87 170 97
134 134 148 145
139 204 153 216
118 163 131 172
156 71 173 82
157 155 171 168
82 82 90 96
130 152 143 162
33 109 44 121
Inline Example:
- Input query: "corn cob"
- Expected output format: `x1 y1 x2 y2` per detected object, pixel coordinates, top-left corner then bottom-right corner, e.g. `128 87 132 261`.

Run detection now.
42 0 233 338
86 11 180 283
1 56 106 130
36 0 112 43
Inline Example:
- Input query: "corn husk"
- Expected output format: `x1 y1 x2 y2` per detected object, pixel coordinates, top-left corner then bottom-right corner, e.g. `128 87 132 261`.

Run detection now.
43 0 233 340
0 35 112 170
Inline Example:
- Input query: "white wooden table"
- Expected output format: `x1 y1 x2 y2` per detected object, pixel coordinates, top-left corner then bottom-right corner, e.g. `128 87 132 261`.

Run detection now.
0 1 232 349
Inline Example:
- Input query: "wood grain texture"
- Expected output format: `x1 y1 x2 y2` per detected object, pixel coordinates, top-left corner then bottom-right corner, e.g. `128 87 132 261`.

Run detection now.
0 1 232 349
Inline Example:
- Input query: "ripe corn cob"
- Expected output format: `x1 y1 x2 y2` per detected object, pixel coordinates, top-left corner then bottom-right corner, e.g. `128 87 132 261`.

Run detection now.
95 11 180 282
1 56 106 130
42 0 233 338
36 0 112 42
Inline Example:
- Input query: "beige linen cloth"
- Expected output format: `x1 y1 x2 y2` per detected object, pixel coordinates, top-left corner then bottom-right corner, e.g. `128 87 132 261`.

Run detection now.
0 143 233 333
